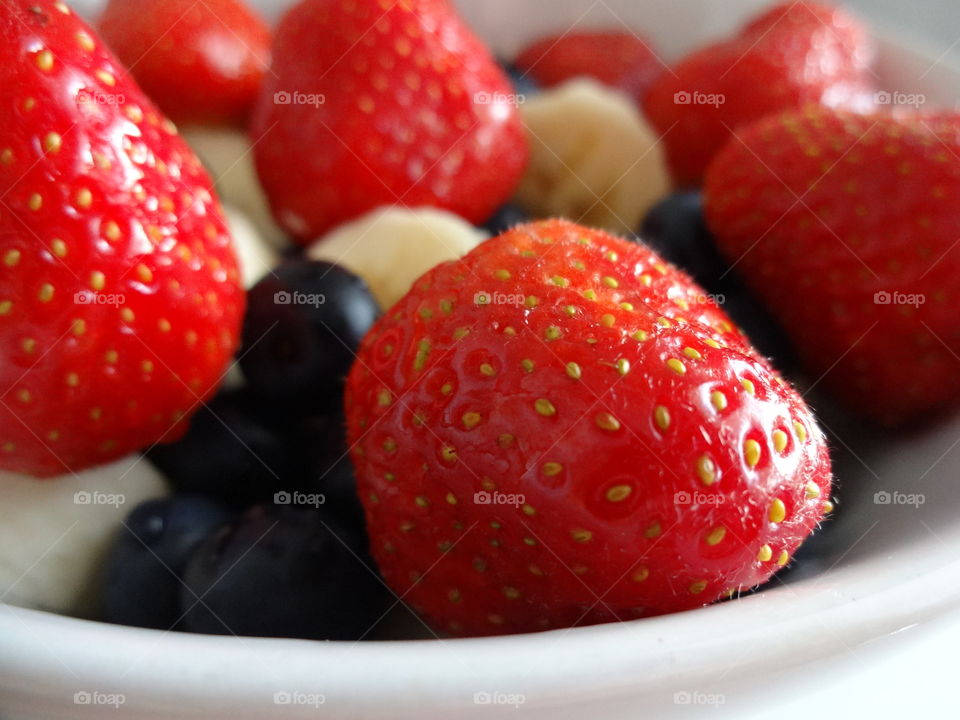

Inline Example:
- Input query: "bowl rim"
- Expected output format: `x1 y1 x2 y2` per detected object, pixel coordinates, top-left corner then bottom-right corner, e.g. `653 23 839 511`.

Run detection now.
3 17 960 716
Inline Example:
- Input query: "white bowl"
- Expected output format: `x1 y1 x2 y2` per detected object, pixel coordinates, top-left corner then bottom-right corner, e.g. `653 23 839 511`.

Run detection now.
3 1 960 718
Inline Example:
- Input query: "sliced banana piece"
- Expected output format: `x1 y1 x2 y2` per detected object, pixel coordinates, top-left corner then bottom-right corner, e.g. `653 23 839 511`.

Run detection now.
307 206 487 310
182 127 289 251
224 205 279 289
0 456 169 617
515 78 671 235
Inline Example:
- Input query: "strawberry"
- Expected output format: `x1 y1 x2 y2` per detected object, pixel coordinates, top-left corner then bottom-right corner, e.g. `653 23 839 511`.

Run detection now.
513 31 664 103
98 0 271 127
0 0 245 477
645 1 875 186
345 220 831 636
705 108 960 427
251 0 529 243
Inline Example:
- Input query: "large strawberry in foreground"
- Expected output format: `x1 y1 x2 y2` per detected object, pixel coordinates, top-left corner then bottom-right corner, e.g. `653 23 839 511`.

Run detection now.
705 108 960 427
0 0 244 477
251 0 529 243
346 220 831 636
645 1 875 186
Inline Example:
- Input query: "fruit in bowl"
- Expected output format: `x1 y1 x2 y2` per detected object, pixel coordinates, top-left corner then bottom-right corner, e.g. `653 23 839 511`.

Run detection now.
251 0 530 241
1 0 960 715
345 220 831 636
0 0 245 478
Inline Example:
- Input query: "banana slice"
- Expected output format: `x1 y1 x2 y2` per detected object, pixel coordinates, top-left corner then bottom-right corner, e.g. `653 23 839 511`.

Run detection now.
515 78 671 235
182 128 289 251
307 206 487 310
224 205 279 289
0 456 169 617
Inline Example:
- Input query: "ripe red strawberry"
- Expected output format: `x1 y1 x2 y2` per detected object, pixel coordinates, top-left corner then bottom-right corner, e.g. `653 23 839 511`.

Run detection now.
98 0 271 127
513 31 664 103
345 220 831 636
0 0 245 477
645 1 874 186
705 108 960 427
251 0 529 243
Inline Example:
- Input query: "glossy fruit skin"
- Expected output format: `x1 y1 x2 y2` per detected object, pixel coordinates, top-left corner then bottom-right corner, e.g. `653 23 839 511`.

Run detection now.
102 496 233 629
0 1 245 477
705 109 960 426
644 1 874 186
180 505 388 640
639 192 795 368
346 220 831 636
251 0 529 242
98 0 272 127
514 31 664 103
240 259 380 416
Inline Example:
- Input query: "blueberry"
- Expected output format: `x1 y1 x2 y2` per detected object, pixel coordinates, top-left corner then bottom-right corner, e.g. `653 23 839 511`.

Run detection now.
482 203 530 236
239 259 380 416
640 191 726 289
501 62 539 97
146 389 312 509
102 496 233 629
179 505 388 640
298 413 366 530
639 192 796 369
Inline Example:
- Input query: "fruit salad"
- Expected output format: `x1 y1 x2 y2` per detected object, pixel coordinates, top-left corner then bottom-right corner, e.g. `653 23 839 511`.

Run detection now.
0 0 955 649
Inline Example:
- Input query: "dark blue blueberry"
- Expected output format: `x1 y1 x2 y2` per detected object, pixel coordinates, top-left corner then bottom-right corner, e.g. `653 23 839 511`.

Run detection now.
298 412 366 531
101 496 233 629
146 389 312 509
239 259 380 416
639 192 796 370
640 191 726 289
179 505 388 640
501 62 539 97
481 203 530 236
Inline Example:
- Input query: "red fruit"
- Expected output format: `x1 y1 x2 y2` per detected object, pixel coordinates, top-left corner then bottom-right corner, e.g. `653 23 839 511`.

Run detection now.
346 220 831 636
645 1 874 186
513 31 664 102
252 0 529 243
99 0 271 127
705 108 960 427
0 0 245 477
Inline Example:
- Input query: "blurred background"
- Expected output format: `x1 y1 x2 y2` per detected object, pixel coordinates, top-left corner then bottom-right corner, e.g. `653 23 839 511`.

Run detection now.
846 0 960 48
